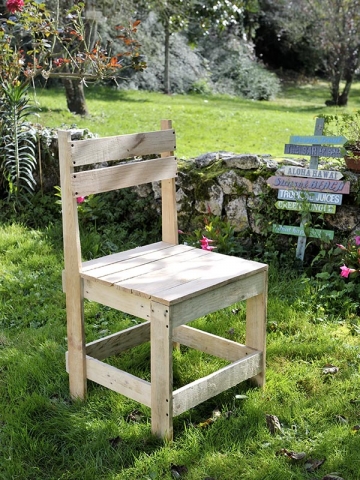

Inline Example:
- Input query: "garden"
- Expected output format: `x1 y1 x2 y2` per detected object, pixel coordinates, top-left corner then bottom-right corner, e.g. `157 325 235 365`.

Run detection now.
1 1 360 480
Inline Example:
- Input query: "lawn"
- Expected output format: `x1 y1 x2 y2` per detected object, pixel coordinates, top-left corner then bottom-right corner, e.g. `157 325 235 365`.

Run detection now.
1 83 360 480
29 80 360 159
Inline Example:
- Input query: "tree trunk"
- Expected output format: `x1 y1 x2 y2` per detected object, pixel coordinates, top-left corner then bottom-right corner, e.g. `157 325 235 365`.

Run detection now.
164 19 171 94
62 77 89 115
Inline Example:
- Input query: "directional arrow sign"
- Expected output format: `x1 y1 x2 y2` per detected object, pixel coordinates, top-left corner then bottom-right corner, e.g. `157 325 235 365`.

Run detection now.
267 176 350 194
284 144 343 158
283 166 343 180
277 189 343 205
275 201 336 214
289 135 347 145
272 224 334 240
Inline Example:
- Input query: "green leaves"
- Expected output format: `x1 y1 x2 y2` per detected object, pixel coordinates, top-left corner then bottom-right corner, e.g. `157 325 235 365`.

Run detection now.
0 82 37 196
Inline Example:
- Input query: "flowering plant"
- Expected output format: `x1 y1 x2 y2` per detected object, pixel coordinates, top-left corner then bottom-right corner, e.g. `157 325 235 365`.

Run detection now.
337 233 360 278
0 0 145 89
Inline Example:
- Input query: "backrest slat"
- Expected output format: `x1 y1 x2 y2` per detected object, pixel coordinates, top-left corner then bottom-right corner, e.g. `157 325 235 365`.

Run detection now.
71 129 176 167
71 156 177 197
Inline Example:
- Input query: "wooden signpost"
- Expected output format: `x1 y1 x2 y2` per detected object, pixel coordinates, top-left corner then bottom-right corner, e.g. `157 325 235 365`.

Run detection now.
268 117 349 260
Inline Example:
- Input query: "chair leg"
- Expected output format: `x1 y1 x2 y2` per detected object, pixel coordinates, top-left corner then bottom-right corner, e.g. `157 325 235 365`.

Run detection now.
150 302 173 440
246 288 267 387
66 285 87 400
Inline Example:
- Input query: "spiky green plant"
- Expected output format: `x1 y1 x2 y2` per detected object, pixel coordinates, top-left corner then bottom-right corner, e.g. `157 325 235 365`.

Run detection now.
0 82 37 197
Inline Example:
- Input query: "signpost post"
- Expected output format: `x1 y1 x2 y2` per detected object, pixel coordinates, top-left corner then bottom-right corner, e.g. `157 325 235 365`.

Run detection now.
268 117 348 260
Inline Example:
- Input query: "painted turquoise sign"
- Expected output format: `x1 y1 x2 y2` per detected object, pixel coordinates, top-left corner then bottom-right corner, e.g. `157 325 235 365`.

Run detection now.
289 135 347 145
277 189 343 205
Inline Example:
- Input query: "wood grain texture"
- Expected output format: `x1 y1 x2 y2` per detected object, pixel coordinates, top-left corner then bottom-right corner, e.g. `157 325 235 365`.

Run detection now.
70 129 176 166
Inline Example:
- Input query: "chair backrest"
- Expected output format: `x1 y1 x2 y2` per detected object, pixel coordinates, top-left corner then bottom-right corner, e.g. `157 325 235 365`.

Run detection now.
58 120 178 274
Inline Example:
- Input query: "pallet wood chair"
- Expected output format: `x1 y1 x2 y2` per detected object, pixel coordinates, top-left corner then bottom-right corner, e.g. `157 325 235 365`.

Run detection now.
58 120 268 441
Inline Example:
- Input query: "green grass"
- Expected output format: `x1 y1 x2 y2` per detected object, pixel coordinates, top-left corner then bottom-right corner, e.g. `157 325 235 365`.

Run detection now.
1 83 360 479
29 80 360 159
1 225 359 480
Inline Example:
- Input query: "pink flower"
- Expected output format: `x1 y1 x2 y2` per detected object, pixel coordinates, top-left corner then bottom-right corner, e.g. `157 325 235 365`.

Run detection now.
53 58 65 68
336 243 346 250
355 236 360 246
76 196 85 204
340 265 356 278
200 236 216 251
6 0 24 13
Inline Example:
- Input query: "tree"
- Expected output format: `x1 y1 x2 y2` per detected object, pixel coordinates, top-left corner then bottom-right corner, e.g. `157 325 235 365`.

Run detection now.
258 0 360 106
0 0 145 114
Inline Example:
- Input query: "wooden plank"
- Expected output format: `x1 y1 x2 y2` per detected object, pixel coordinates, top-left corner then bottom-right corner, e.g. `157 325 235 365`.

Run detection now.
246 290 267 387
71 156 177 197
267 176 350 194
81 244 197 281
85 322 150 360
289 135 347 145
151 302 173 440
170 271 267 326
173 325 257 362
85 355 151 407
284 144 342 157
272 224 334 240
277 189 343 205
275 201 336 214
161 120 178 245
283 166 343 180
81 241 174 271
83 278 152 320
125 254 267 305
58 130 87 400
172 352 262 417
70 129 176 166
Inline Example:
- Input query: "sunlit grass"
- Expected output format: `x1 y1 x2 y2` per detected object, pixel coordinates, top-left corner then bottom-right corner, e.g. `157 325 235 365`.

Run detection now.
29 81 360 159
1 224 359 479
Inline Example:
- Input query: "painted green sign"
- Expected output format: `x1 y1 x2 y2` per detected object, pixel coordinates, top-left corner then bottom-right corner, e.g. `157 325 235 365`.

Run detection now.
275 201 336 214
289 135 347 145
272 224 334 240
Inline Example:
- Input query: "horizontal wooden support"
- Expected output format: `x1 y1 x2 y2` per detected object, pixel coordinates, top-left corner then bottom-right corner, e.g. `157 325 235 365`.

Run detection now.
173 325 256 362
86 355 152 407
72 156 177 197
70 129 176 166
86 321 150 360
172 352 262 416
170 271 266 326
82 278 152 320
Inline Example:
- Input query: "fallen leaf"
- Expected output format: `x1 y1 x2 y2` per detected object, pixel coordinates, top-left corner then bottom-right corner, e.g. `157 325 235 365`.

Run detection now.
305 458 326 472
323 365 339 375
352 424 360 432
321 475 345 480
231 309 239 314
126 409 143 422
276 448 306 461
170 464 188 478
235 394 248 400
198 418 214 428
266 414 282 434
335 415 347 424
109 436 122 448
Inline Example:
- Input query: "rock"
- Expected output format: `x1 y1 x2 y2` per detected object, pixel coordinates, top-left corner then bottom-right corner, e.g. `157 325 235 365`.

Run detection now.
225 197 249 232
217 170 253 195
222 154 261 170
195 183 223 216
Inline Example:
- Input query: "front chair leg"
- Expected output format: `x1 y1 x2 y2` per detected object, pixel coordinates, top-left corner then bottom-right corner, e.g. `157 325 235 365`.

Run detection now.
150 302 173 440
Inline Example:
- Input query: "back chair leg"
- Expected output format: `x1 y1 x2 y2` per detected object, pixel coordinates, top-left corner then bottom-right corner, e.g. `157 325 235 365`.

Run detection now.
245 291 267 388
151 302 173 440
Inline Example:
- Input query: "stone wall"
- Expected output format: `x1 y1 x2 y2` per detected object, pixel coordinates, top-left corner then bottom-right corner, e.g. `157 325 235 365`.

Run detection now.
134 151 360 238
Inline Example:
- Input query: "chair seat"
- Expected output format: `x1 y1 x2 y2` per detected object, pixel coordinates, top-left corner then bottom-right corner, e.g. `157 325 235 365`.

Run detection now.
81 241 267 306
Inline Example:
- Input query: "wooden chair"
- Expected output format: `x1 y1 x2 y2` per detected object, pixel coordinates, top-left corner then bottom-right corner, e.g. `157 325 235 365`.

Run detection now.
58 120 267 441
